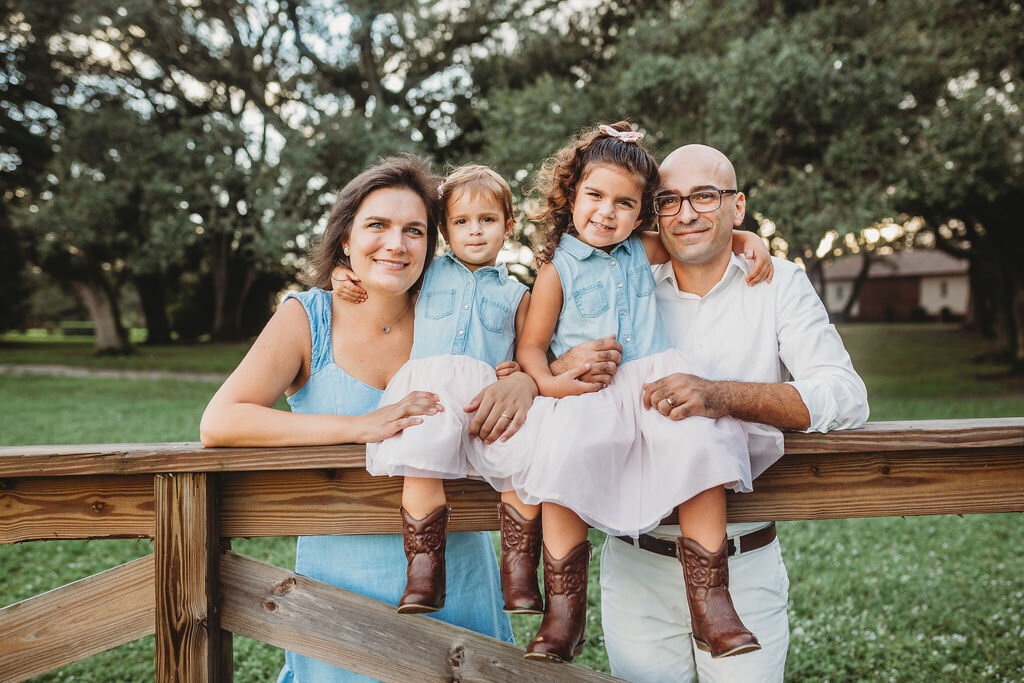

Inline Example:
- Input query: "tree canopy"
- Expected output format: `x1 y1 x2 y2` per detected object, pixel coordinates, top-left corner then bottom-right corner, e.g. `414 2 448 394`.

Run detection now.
3 0 1021 362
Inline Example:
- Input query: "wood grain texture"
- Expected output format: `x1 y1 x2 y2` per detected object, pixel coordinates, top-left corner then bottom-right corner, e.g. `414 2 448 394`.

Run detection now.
4 445 1022 543
0 474 152 544
725 448 1024 521
154 473 229 682
0 418 1019 477
219 550 620 682
0 554 154 682
219 470 501 536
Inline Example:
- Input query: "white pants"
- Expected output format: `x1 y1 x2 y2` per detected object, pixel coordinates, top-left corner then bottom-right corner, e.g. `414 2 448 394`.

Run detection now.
600 531 790 683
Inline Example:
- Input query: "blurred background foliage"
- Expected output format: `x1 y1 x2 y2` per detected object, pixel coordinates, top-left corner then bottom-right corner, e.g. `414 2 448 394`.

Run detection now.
1 0 1022 363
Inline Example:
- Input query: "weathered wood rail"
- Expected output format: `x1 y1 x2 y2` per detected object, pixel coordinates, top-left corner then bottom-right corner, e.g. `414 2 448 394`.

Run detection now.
1 418 1022 681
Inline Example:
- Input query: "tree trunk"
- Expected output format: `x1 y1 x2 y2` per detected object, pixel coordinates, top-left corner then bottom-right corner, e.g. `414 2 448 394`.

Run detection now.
840 251 873 321
70 279 128 353
1011 278 1024 372
210 235 229 340
230 268 257 337
804 256 824 300
134 272 172 344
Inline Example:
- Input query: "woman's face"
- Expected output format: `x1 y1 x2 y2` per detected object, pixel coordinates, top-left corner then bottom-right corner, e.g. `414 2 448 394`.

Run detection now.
339 187 430 295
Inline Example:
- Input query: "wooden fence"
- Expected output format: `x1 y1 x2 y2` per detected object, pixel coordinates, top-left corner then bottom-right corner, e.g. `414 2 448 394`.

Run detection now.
1 417 1022 681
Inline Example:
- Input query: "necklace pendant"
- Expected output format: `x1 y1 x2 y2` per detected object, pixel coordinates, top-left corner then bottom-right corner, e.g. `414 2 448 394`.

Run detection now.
381 326 391 334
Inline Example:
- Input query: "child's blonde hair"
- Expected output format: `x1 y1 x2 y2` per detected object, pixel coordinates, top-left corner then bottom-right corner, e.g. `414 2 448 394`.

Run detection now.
439 164 515 225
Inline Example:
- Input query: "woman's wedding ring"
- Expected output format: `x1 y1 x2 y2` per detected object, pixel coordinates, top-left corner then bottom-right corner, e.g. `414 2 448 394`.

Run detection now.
666 396 677 407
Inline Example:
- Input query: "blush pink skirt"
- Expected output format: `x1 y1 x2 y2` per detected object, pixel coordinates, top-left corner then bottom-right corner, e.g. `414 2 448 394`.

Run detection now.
504 348 784 537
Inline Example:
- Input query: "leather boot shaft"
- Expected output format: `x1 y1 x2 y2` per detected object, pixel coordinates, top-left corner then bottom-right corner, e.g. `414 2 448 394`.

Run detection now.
525 540 591 663
677 536 760 658
398 505 448 614
498 502 544 614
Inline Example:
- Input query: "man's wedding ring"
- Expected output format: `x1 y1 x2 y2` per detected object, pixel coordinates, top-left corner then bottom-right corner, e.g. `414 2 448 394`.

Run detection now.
666 396 677 407
500 413 512 419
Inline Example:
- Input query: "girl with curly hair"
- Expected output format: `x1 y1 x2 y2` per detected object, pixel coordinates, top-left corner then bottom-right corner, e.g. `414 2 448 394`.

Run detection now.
513 122 781 663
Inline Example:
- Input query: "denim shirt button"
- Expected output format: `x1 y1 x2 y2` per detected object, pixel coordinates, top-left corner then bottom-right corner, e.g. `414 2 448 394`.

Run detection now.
625 336 632 342
459 330 465 335
620 310 627 316
617 282 623 288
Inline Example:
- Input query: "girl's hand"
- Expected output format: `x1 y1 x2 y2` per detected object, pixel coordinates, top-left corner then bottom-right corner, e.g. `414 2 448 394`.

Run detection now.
355 391 441 442
465 371 538 444
495 360 521 378
541 363 603 398
731 230 774 285
332 267 368 303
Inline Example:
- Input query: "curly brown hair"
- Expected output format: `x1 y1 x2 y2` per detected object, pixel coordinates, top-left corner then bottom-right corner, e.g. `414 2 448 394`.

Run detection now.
530 121 660 263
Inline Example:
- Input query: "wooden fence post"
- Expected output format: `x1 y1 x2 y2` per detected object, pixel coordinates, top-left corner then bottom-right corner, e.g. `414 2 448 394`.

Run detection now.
154 473 232 681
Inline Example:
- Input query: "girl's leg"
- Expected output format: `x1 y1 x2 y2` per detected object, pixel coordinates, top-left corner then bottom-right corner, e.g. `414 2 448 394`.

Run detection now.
398 476 449 614
500 490 539 519
675 485 760 658
525 503 591 663
403 475 447 519
498 491 543 614
676 485 726 550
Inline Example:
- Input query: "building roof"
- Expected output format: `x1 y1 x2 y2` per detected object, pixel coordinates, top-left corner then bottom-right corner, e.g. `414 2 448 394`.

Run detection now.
823 249 969 280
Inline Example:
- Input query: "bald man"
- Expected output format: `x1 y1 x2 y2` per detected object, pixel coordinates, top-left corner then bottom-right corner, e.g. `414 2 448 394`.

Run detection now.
553 145 868 681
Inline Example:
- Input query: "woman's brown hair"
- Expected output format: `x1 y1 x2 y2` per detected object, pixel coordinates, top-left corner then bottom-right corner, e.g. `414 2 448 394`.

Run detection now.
530 121 660 263
307 154 441 291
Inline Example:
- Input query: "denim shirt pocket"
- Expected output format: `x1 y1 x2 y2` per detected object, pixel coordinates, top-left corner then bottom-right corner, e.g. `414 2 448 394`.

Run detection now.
423 289 456 319
478 297 511 333
572 281 609 318
629 266 655 297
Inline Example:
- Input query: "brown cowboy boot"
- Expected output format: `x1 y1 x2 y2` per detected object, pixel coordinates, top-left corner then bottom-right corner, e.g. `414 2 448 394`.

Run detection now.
498 502 543 614
677 536 760 658
524 540 591 663
397 505 448 614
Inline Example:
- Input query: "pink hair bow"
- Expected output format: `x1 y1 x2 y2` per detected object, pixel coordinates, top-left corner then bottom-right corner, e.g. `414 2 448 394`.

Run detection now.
599 124 644 143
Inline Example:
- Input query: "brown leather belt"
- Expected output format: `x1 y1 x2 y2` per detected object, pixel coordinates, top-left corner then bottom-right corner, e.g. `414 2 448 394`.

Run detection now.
615 522 776 559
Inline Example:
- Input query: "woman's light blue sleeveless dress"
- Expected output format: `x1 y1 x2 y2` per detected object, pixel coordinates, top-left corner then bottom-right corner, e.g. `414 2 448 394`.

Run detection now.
277 288 512 683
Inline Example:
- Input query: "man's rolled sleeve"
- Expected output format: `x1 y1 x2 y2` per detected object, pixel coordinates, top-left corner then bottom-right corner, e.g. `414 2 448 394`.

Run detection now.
777 265 869 433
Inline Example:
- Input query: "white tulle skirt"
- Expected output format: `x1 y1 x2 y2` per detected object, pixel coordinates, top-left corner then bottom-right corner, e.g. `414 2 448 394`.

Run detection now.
365 355 538 491
366 350 784 538
505 348 784 537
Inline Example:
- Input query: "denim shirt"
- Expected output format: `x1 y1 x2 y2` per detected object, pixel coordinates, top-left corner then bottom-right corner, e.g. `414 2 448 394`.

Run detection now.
550 233 669 363
411 252 528 367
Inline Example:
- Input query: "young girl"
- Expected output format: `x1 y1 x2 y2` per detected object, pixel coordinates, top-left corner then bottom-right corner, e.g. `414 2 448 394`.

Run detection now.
512 123 784 663
348 165 550 618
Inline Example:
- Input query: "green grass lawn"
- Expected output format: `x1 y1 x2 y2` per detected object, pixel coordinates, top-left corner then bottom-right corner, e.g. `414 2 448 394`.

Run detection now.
1 323 1022 681
0 334 250 374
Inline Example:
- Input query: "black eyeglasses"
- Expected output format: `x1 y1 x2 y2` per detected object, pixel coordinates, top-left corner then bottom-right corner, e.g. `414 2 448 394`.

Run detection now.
654 189 738 216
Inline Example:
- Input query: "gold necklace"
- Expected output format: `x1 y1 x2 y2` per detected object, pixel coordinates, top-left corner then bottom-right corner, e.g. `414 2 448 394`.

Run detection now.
380 299 412 334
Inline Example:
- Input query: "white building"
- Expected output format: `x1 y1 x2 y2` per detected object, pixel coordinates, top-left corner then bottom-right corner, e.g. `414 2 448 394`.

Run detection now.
822 249 970 322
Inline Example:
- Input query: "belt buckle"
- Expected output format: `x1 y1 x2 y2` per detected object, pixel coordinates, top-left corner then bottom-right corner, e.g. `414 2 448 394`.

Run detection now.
726 536 738 556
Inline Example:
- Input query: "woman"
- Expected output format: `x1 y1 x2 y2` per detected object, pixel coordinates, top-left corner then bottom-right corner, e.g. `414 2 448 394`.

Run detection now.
201 156 530 681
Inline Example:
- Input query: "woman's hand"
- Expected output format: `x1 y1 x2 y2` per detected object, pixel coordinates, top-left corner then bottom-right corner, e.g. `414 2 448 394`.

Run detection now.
465 371 538 444
331 267 368 303
355 391 442 442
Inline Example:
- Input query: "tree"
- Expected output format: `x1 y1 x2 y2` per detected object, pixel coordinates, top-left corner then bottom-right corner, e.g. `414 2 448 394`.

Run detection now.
473 0 1023 365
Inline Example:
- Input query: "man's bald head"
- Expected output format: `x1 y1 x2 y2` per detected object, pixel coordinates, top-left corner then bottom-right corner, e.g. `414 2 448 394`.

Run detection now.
656 143 747 279
660 144 737 189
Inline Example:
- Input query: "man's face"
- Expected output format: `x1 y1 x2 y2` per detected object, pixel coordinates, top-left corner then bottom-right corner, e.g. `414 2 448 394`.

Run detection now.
657 153 745 267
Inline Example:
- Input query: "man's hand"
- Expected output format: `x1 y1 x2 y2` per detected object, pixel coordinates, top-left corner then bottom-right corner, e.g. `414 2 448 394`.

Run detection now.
465 371 537 443
549 334 623 388
642 373 726 420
